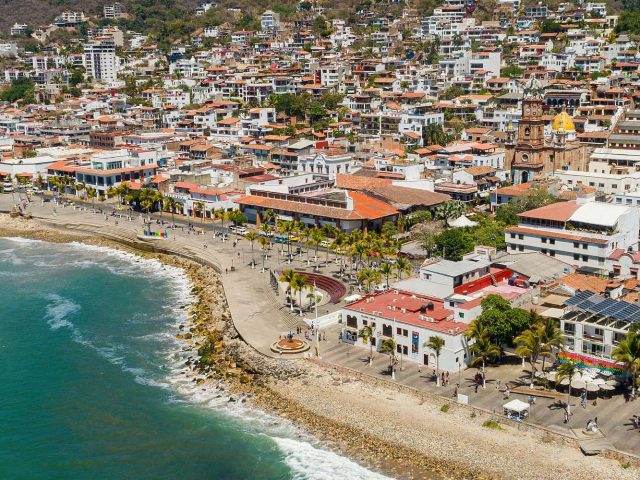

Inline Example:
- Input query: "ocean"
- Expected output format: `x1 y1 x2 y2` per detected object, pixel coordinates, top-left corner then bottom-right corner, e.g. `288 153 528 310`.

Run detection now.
0 237 391 480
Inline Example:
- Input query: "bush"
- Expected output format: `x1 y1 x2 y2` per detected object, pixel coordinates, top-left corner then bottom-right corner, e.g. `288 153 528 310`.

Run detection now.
483 420 502 430
440 404 450 413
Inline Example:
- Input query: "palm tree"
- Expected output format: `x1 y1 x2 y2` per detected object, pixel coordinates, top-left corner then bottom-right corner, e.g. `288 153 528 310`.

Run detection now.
395 257 412 280
424 335 445 385
279 269 297 311
380 263 393 287
194 201 205 227
310 228 324 263
351 242 367 272
86 186 97 208
358 325 375 365
379 338 398 379
539 317 566 372
106 186 117 205
245 231 258 266
291 273 307 315
357 268 382 294
613 330 640 397
214 208 227 235
469 332 500 388
154 191 164 221
515 326 547 387
556 360 579 414
164 197 178 225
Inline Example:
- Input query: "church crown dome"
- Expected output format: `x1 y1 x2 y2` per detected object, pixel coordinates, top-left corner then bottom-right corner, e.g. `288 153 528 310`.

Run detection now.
552 111 575 132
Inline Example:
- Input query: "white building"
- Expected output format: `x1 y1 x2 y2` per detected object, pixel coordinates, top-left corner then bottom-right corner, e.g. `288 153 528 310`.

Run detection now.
298 151 354 179
555 169 640 196
560 291 638 365
341 290 471 371
505 196 639 272
103 3 122 19
261 10 280 31
10 24 28 36
83 38 120 84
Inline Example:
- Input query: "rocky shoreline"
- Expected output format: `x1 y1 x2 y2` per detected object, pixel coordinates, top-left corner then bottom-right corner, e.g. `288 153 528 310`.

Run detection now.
2 213 639 480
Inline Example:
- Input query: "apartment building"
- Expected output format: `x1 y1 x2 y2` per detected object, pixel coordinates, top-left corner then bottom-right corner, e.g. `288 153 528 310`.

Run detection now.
505 196 639 273
83 37 120 84
560 291 639 366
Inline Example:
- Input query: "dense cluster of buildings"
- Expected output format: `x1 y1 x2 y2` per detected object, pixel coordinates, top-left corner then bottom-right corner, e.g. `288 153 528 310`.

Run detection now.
2 1 640 374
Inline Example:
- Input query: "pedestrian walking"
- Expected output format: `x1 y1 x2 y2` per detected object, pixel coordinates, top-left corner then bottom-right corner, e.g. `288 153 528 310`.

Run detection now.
454 384 458 397
563 410 569 424
496 379 501 390
475 382 479 393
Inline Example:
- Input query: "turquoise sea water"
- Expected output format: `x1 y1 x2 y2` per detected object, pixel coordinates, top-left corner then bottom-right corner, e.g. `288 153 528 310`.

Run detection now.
0 238 391 480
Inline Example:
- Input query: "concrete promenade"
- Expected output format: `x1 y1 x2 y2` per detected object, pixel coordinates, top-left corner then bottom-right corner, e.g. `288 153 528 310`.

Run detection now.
0 193 328 357
3 192 640 459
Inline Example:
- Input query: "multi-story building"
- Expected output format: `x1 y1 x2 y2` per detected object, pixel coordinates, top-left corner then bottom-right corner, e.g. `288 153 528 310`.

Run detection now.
103 3 122 19
83 37 120 84
504 196 639 272
560 291 639 369
261 10 280 31
341 290 471 371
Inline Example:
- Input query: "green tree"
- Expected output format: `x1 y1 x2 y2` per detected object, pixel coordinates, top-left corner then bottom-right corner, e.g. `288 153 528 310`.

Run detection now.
394 257 412 280
515 326 547 387
434 229 474 261
358 325 375 365
613 330 640 396
539 317 566 372
469 332 501 388
556 360 579 414
379 338 398 378
0 78 35 104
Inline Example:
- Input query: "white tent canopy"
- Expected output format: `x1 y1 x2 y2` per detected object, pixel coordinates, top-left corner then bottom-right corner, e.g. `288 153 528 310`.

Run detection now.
503 399 530 413
448 215 478 228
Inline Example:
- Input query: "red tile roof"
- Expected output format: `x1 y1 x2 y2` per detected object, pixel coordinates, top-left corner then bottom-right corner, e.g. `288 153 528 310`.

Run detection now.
517 201 580 222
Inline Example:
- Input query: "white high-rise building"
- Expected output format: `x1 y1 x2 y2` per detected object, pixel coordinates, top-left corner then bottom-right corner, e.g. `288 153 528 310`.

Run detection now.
83 38 120 84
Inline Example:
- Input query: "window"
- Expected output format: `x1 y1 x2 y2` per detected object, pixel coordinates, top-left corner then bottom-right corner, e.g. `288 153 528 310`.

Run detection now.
589 182 595 187
510 233 516 239
541 237 547 244
549 250 555 257
518 234 524 240
549 238 555 245
510 244 516 250
541 249 547 254
612 184 617 189
459 312 465 318
382 324 393 337
573 242 579 248
519 245 524 251
396 327 402 335
598 183 605 188
346 315 358 328
403 329 408 337
582 243 588 249
574 253 580 260
564 322 575 335
582 255 588 262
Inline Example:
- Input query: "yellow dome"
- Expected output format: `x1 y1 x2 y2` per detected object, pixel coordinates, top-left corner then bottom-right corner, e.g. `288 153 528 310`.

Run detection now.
552 111 575 132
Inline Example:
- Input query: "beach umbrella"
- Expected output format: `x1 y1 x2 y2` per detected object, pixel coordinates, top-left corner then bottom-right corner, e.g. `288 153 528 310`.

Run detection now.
605 379 621 387
571 379 586 390
545 371 557 382
591 378 605 386
534 371 546 378
599 384 615 391
586 383 599 392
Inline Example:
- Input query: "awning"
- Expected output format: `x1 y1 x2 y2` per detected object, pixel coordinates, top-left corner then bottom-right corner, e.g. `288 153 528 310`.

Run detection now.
503 399 530 413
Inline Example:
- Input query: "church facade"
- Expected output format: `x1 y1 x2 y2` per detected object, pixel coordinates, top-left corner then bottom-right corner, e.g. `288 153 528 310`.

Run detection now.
504 82 587 184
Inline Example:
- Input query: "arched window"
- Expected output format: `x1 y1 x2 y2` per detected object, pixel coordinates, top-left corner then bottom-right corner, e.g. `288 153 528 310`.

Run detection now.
524 127 530 137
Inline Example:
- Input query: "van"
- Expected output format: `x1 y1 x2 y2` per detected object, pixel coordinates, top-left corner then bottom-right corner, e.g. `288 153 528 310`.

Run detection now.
229 225 248 235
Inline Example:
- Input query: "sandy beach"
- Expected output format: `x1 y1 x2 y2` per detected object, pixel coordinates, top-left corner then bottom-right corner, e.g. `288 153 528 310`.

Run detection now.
2 212 639 480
